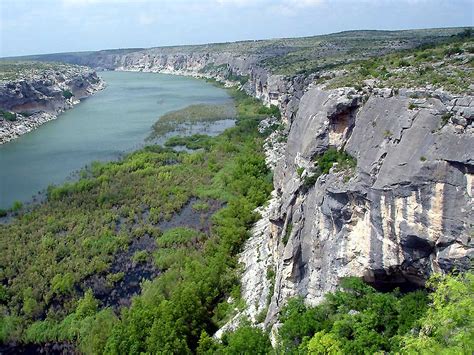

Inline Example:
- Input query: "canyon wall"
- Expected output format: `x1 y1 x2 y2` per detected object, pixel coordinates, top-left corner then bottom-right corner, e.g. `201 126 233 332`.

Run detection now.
34 49 474 331
0 66 104 144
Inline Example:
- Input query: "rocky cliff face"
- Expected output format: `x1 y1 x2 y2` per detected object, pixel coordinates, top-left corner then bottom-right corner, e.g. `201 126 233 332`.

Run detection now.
30 47 473 333
83 50 474 331
0 66 104 143
249 86 473 330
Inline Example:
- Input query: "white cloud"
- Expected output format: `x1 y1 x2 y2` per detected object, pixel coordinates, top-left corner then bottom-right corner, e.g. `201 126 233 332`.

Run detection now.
288 0 324 7
138 13 156 26
215 0 259 5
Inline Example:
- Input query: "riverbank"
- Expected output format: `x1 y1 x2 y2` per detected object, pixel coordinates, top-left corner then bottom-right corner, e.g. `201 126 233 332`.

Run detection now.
0 62 105 144
0 80 275 353
0 71 234 209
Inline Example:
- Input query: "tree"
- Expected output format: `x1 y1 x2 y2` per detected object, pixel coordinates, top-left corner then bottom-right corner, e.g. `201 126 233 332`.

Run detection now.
401 273 474 354
307 331 343 355
222 324 272 354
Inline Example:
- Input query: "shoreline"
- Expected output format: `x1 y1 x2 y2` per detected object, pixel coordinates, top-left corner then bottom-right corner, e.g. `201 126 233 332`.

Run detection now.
0 74 106 145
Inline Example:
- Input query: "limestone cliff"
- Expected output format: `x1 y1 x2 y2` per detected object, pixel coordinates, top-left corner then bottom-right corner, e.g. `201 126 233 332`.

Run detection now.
0 65 104 144
23 37 473 332
106 52 473 332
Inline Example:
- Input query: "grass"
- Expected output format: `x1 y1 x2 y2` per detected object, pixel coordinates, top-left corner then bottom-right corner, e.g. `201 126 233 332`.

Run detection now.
282 222 293 245
148 103 236 139
259 28 469 76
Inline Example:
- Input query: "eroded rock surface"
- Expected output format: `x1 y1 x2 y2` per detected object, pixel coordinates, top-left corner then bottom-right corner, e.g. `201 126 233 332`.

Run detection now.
243 86 474 329
0 66 104 144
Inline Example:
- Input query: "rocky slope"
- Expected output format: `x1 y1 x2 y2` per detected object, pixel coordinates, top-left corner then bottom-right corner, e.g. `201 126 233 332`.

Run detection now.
0 63 104 144
18 28 473 334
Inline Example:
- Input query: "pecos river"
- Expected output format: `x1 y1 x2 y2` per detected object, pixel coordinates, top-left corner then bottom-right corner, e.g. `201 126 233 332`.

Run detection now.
0 71 233 209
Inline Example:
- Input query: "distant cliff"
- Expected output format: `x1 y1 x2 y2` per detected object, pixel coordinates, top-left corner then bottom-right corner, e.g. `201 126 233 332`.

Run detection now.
0 63 104 144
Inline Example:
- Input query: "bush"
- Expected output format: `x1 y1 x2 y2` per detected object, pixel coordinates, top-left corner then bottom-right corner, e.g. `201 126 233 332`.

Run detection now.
401 273 474 354
0 110 17 121
11 200 23 212
62 90 74 99
276 277 430 354
132 250 149 264
221 324 272 354
315 147 356 175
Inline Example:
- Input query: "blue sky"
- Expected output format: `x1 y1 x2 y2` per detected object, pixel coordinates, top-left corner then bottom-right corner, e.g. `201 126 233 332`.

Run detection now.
0 0 472 57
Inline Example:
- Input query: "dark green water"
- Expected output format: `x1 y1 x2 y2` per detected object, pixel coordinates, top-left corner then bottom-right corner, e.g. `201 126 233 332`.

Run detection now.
0 71 233 208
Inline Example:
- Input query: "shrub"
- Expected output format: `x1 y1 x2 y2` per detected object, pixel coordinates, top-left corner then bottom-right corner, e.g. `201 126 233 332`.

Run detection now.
315 147 356 175
62 90 74 99
11 200 23 212
296 166 305 177
221 324 272 354
277 277 430 354
132 250 149 264
401 273 474 353
302 173 319 191
441 112 453 126
51 273 75 295
0 110 17 121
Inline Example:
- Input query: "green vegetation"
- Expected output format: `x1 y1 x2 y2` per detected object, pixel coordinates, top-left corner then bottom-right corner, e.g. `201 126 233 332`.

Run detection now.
0 61 84 81
0 110 17 121
193 272 473 354
148 103 236 139
192 201 210 212
259 28 469 76
316 148 356 175
131 250 149 264
0 82 273 353
441 112 453 126
401 272 474 353
282 222 293 246
325 32 473 93
164 134 214 150
302 147 357 191
276 277 429 353
11 200 23 212
62 90 74 100
197 323 272 354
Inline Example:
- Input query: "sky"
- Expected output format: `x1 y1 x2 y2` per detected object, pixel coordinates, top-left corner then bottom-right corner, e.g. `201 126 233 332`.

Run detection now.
0 0 472 57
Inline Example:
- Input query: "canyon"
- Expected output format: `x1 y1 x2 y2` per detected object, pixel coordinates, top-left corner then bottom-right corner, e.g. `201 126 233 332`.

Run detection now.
28 30 473 334
1 28 472 346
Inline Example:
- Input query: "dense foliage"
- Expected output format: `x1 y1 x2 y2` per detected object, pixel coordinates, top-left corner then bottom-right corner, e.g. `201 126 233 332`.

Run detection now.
192 273 473 354
276 277 429 354
0 84 274 353
401 272 474 354
301 147 356 190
